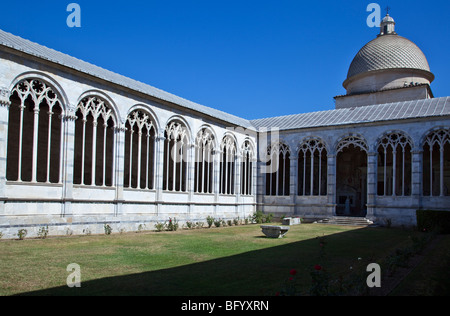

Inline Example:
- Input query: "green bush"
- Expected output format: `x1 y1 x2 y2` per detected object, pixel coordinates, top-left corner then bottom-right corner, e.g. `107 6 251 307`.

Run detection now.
206 216 214 228
252 210 274 224
416 210 450 234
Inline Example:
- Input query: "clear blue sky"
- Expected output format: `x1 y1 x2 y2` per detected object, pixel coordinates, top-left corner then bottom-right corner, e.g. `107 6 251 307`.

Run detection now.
1 0 449 120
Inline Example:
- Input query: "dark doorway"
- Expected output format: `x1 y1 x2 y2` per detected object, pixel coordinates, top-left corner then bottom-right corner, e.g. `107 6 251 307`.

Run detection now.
336 144 367 217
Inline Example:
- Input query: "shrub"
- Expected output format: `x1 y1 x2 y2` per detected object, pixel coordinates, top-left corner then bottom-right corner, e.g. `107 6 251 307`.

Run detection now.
18 229 27 240
214 218 222 228
252 210 274 224
252 210 265 224
416 210 450 234
206 216 214 228
37 226 49 239
104 224 112 235
167 218 179 231
154 222 166 232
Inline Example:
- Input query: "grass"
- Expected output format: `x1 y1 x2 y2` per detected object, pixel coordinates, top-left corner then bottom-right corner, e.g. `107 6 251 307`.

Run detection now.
0 223 447 296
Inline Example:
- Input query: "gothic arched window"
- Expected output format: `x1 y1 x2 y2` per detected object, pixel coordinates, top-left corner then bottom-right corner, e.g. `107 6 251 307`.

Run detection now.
194 128 215 194
163 121 189 192
377 132 412 196
423 128 450 196
73 96 116 186
298 138 327 196
219 135 237 195
124 109 156 190
7 79 63 184
241 140 254 196
265 142 290 196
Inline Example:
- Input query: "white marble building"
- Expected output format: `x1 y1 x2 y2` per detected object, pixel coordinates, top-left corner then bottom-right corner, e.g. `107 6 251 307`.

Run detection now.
0 14 448 238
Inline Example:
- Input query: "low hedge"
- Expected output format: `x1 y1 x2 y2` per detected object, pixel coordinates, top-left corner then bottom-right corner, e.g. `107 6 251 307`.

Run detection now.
416 210 450 234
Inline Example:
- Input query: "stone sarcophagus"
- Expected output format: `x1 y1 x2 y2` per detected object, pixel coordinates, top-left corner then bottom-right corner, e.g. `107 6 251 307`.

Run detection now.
260 225 290 238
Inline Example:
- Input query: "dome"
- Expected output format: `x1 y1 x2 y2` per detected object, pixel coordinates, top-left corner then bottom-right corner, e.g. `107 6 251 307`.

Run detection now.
381 14 395 23
346 34 432 80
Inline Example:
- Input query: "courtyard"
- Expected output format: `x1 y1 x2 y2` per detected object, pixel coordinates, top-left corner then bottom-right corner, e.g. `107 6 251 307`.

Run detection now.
0 222 448 296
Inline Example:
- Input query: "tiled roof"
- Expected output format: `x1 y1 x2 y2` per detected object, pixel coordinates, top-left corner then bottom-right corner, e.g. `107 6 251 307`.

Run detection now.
0 29 254 129
250 97 450 131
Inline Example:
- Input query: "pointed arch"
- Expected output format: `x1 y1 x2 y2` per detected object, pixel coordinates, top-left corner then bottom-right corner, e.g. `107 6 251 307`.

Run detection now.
265 141 291 196
163 119 189 192
194 127 216 194
297 137 328 196
376 131 413 196
7 78 64 183
241 139 255 195
124 108 157 190
422 127 450 196
73 94 117 186
219 134 237 195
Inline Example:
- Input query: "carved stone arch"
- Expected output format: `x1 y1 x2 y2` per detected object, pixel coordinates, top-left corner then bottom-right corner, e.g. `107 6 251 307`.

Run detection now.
240 138 256 196
297 136 329 155
376 130 413 197
127 104 160 135
164 115 192 144
6 75 66 183
421 126 450 196
267 140 291 157
162 116 190 192
123 106 158 190
376 130 414 152
241 138 256 159
297 136 328 196
9 72 69 110
265 140 291 196
421 126 450 148
194 125 216 194
76 91 119 127
336 134 368 154
195 124 218 150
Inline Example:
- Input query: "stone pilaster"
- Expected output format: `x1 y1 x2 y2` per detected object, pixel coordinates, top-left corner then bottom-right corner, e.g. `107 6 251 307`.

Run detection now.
411 149 423 209
0 87 10 204
114 123 126 216
61 105 77 217
326 153 336 217
366 151 378 220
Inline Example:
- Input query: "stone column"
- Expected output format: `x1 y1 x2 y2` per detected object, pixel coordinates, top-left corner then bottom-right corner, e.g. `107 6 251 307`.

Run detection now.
154 133 166 216
326 153 336 217
187 143 195 216
235 154 241 217
114 123 126 216
61 105 77 217
213 149 220 217
411 149 423 209
366 151 378 220
290 152 297 215
0 87 11 208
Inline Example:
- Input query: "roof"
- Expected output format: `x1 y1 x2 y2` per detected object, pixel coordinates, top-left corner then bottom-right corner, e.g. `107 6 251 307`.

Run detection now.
0 29 254 130
347 34 432 80
250 97 450 131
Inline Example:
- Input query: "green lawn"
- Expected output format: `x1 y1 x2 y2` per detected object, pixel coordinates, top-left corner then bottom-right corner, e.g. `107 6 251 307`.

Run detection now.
0 223 447 296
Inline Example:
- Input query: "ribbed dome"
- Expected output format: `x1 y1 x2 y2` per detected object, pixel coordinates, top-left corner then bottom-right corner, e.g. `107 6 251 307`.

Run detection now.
347 34 432 80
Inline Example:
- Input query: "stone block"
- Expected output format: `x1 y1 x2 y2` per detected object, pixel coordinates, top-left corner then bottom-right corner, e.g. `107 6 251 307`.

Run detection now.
282 217 301 225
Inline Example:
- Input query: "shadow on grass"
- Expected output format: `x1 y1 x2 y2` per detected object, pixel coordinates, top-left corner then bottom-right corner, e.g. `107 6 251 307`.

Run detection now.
13 226 426 296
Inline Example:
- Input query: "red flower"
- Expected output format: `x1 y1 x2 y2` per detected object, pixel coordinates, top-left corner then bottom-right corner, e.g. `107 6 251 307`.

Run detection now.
288 277 294 281
314 264 322 271
289 269 297 276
